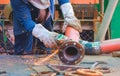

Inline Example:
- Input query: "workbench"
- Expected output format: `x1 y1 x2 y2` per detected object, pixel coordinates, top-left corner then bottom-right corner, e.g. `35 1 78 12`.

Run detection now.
0 54 120 76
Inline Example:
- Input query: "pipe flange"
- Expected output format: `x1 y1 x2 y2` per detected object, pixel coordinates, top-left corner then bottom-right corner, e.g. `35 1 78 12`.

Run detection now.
58 41 84 65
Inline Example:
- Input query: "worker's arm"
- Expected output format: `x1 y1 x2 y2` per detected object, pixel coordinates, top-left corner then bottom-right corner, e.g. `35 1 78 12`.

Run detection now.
10 0 35 31
58 0 69 5
58 0 82 32
10 0 58 48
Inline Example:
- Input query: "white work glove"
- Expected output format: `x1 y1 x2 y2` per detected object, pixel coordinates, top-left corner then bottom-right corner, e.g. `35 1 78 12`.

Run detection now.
32 24 59 48
60 3 82 32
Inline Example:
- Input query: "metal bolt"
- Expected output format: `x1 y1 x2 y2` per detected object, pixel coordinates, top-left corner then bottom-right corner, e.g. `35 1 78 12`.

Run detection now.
65 44 68 46
59 49 62 51
67 62 69 64
80 56 83 58
61 57 63 59
75 61 78 64
80 48 82 51
73 43 76 45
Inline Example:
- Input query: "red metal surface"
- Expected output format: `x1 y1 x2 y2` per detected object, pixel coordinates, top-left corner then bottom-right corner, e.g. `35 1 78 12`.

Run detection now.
0 0 10 4
65 26 80 42
70 0 99 4
100 39 120 53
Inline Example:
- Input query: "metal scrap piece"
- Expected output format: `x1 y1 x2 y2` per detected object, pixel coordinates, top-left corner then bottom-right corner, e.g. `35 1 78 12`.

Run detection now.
0 71 7 75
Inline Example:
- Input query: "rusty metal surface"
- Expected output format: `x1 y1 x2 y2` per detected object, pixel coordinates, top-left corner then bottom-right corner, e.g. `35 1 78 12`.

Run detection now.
58 41 84 65
0 54 120 76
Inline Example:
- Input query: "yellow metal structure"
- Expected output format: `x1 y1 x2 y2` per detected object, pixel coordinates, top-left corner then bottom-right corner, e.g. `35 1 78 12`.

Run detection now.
4 4 12 20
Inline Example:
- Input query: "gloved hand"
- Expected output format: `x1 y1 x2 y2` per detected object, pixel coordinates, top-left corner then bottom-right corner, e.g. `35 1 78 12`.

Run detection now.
32 24 59 48
60 3 82 32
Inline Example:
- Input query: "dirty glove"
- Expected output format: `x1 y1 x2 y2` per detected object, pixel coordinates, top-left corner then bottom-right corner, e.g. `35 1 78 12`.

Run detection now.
32 24 59 48
60 3 82 32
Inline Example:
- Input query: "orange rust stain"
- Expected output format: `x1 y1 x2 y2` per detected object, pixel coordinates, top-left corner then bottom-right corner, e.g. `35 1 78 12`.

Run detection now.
70 0 99 4
0 0 10 4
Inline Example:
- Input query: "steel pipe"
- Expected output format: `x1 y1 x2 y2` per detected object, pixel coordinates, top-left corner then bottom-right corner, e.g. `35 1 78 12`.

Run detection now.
57 26 84 65
58 40 84 65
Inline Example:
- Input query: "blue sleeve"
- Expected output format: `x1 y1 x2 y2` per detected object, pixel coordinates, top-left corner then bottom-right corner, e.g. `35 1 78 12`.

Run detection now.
10 0 35 31
0 22 2 26
58 0 70 6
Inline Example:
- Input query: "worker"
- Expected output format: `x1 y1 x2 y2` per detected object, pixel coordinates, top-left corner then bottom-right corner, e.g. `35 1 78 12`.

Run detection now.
10 0 82 55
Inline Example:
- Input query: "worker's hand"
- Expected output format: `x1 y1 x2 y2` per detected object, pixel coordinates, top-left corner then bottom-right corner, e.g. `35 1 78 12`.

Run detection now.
63 16 82 33
32 24 59 48
60 3 82 33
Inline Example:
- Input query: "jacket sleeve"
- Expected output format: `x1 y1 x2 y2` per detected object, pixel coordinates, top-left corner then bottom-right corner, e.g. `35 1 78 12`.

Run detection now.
58 0 70 6
10 0 36 31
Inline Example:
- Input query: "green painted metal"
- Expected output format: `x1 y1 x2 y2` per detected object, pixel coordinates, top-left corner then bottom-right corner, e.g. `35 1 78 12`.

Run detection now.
103 0 120 39
110 0 120 39
94 0 109 13
94 0 118 41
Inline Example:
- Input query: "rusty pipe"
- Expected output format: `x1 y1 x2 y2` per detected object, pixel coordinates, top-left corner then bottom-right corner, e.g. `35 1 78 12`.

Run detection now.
57 26 84 65
100 39 120 53
61 26 120 55
65 26 80 42
58 26 119 62
80 39 120 55
58 40 84 65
